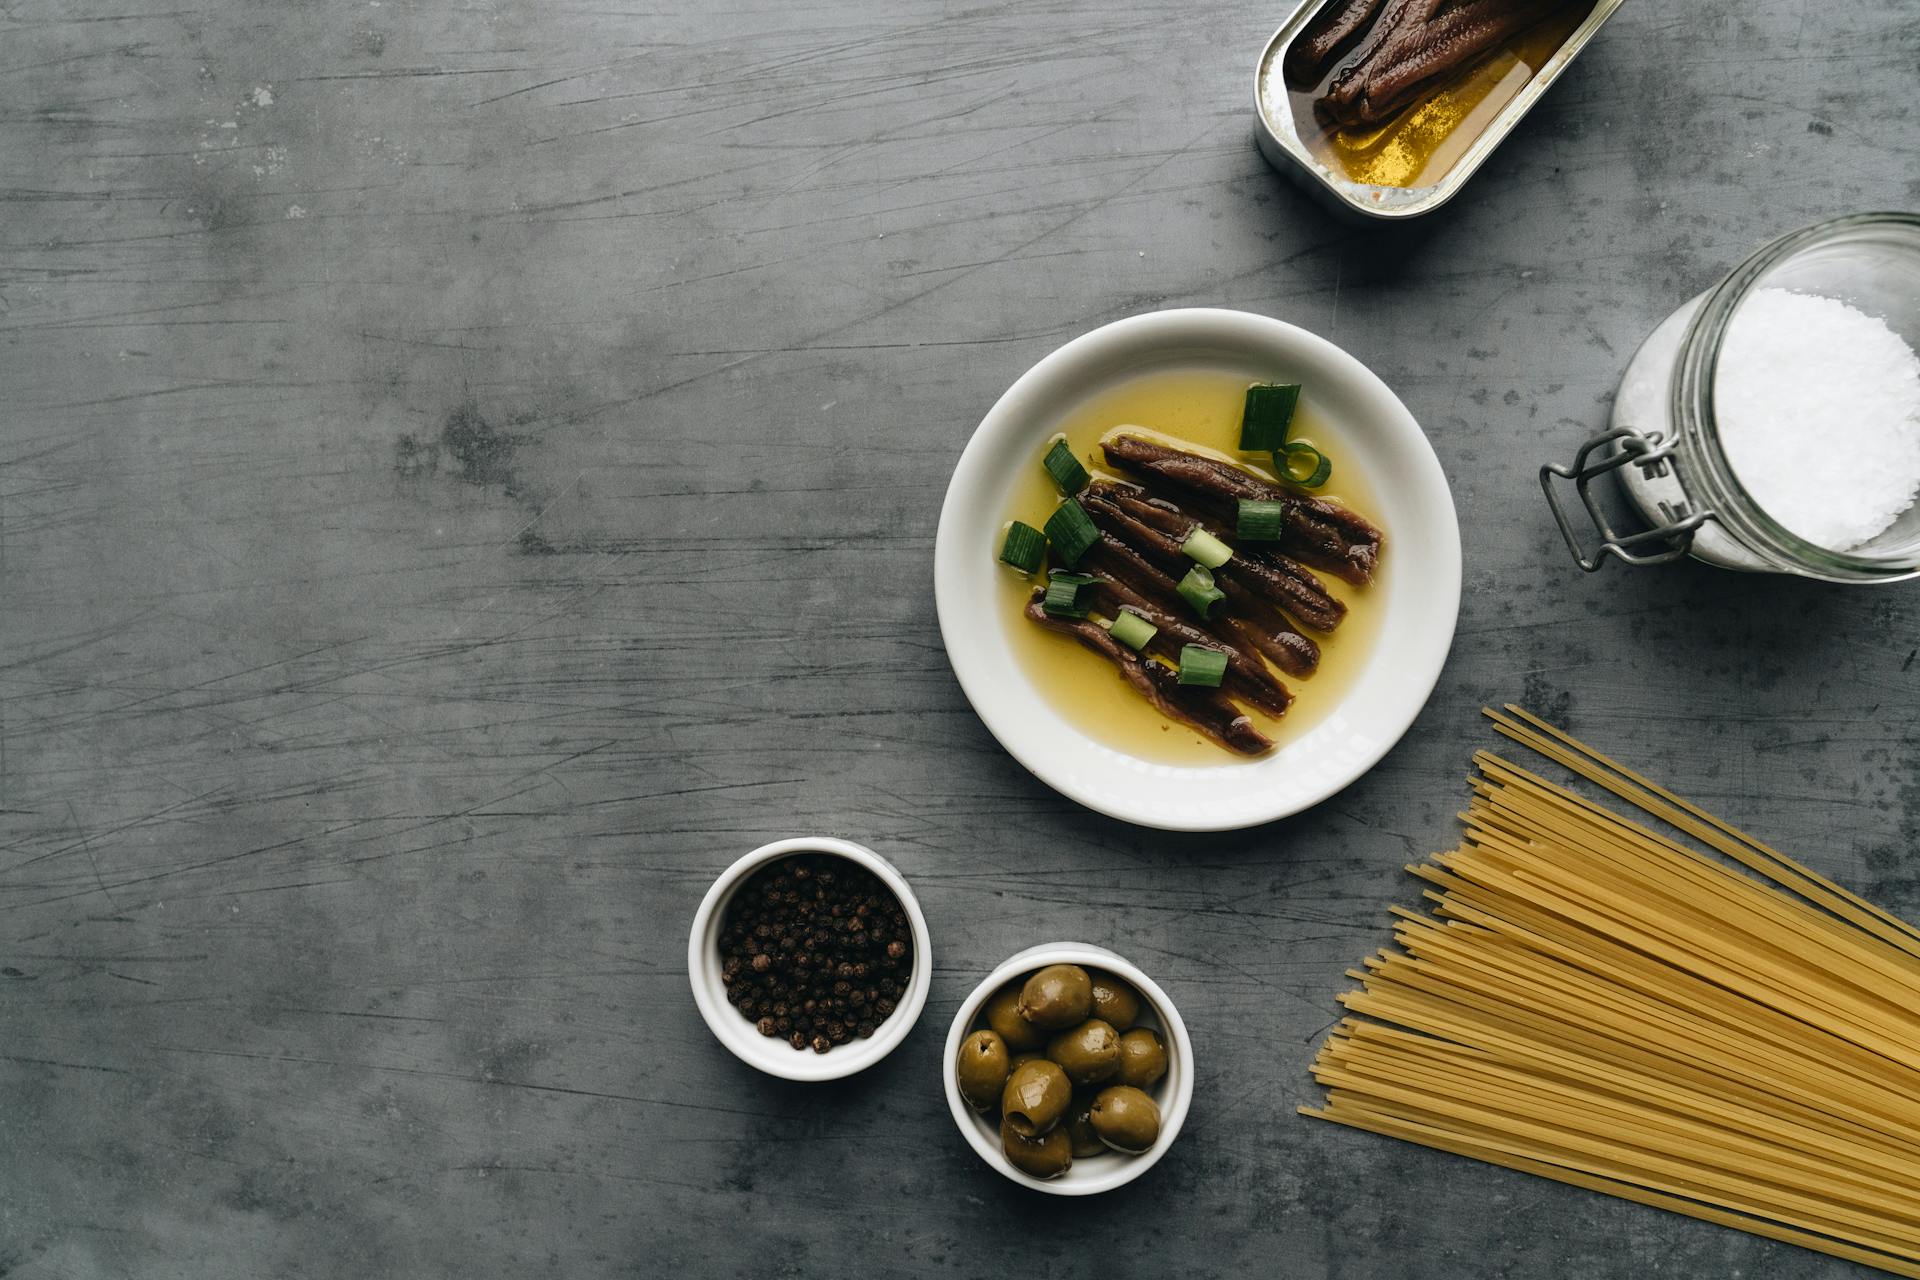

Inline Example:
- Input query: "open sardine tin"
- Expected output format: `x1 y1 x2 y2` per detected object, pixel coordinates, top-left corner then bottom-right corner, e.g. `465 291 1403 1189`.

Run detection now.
1254 0 1624 221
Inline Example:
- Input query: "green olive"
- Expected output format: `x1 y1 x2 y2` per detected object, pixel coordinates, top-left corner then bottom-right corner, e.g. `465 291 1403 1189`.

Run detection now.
1114 1027 1167 1090
1001 1057 1071 1137
1045 1018 1120 1086
984 982 1046 1051
1065 1094 1105 1158
955 1029 1010 1111
1088 970 1141 1029
1009 1051 1045 1071
1017 964 1092 1030
1090 1085 1161 1154
1000 1115 1073 1179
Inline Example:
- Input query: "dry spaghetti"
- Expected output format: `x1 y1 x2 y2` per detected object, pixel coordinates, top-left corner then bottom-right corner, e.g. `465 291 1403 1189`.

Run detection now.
1304 706 1920 1276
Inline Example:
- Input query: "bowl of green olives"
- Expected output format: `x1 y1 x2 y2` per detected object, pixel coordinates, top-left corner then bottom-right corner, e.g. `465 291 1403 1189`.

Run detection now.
688 836 933 1082
942 945 1192 1194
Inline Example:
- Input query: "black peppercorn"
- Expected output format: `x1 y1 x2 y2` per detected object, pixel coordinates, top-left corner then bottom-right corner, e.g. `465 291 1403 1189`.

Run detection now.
716 852 914 1056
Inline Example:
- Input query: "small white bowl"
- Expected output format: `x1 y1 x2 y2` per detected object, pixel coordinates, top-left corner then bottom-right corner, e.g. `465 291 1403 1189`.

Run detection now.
687 836 932 1082
942 943 1194 1195
933 307 1461 830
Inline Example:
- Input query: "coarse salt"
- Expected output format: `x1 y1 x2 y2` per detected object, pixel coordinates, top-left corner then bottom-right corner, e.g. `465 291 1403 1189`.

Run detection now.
1715 288 1920 552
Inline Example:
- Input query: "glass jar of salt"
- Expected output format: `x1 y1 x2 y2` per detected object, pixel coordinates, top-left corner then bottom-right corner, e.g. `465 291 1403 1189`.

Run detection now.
1544 213 1920 582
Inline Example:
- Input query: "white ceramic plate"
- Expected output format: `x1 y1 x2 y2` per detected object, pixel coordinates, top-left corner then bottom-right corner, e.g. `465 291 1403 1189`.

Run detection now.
933 308 1460 830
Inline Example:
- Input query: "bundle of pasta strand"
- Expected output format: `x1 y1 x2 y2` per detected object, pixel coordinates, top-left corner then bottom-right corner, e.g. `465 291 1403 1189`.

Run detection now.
1304 705 1920 1276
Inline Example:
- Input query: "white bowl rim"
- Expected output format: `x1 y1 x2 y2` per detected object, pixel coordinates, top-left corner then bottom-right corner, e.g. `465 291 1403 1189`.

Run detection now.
687 836 932 1082
933 306 1461 830
941 943 1195 1196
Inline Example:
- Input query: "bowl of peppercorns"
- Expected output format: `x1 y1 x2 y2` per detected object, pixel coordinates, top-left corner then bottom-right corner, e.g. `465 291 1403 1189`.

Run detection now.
687 836 932 1081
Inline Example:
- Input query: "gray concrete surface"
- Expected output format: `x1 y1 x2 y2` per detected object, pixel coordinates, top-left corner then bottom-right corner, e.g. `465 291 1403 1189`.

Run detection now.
3 1 1917 1276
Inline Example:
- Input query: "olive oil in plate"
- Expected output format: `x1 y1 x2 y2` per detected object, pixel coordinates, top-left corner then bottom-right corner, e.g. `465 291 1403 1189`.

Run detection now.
997 365 1388 766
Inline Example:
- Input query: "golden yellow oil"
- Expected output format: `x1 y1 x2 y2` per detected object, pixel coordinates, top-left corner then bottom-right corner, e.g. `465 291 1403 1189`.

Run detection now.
997 366 1388 765
1288 4 1593 189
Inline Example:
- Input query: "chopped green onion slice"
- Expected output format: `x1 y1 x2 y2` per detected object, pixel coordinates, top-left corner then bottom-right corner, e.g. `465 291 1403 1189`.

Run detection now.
1181 527 1233 569
1275 442 1332 488
1044 498 1099 567
1041 575 1092 618
1042 436 1090 495
1176 565 1225 620
1236 498 1285 541
999 520 1046 573
1108 609 1157 652
1177 645 1228 687
1239 383 1301 451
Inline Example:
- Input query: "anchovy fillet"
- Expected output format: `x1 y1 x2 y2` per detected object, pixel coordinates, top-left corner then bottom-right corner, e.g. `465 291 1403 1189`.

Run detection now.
1285 0 1389 86
1321 0 1445 115
1086 575 1293 718
1322 0 1570 128
1081 490 1322 678
1024 595 1273 756
1088 482 1346 633
1100 434 1383 585
1080 531 1320 680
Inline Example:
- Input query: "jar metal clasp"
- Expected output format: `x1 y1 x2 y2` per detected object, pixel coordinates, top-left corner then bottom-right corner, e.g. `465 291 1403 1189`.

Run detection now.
1539 427 1711 571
